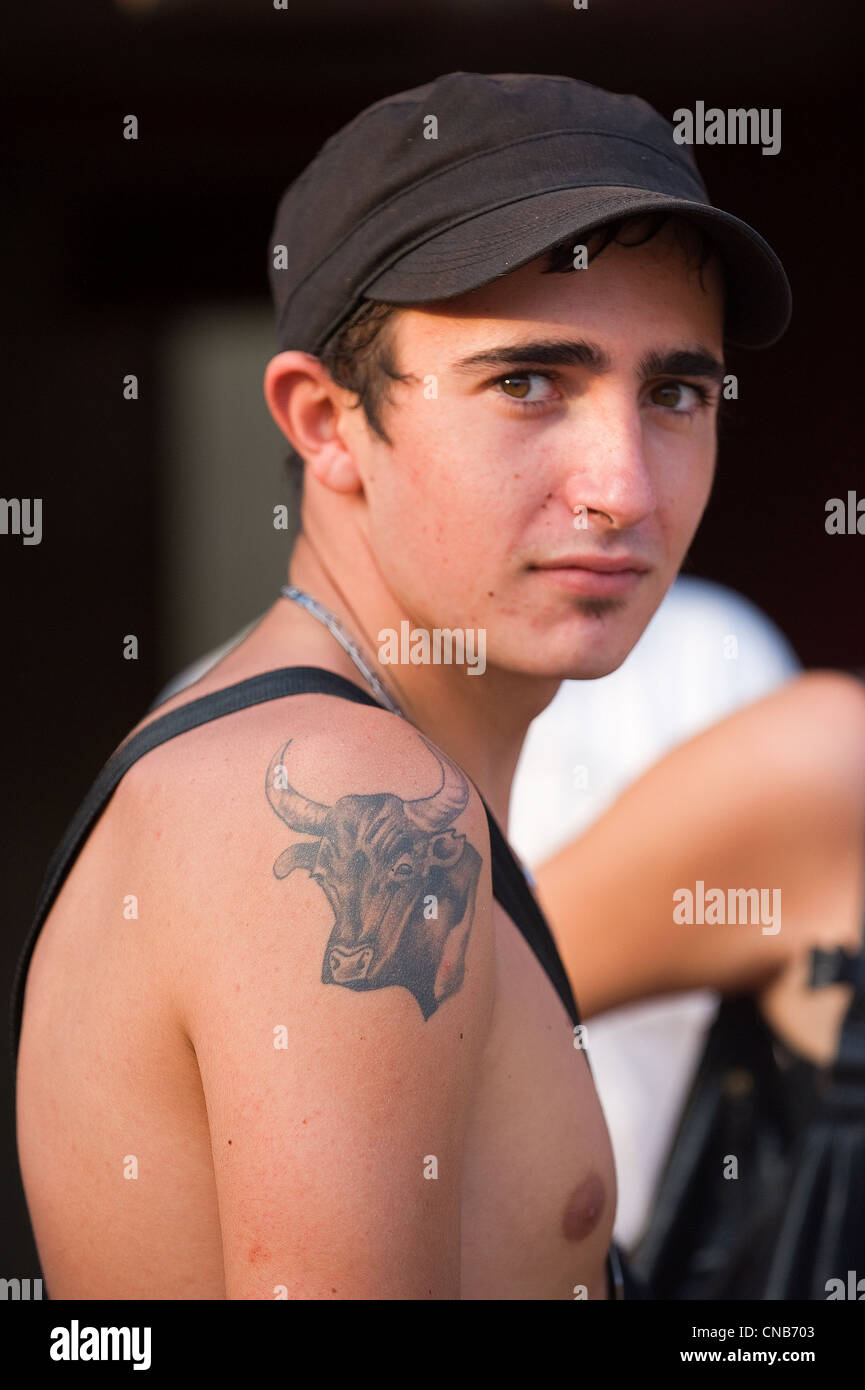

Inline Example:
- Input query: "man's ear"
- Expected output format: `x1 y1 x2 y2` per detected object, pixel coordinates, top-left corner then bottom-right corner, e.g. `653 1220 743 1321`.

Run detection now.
263 350 362 494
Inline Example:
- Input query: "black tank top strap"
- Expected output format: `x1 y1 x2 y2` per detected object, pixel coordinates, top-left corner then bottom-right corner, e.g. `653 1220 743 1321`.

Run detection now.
483 811 580 1027
10 664 580 1066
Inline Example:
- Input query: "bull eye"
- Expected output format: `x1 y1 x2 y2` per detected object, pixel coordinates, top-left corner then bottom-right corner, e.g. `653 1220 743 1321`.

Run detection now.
392 861 413 879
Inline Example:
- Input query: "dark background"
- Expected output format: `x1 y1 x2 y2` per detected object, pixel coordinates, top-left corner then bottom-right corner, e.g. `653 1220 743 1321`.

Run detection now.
2 0 862 1276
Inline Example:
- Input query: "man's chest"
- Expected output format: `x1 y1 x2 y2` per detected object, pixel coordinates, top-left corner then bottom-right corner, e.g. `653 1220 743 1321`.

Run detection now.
458 903 617 1299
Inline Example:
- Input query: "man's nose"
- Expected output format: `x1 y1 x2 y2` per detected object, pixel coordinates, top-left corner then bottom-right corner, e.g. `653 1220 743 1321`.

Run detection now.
560 395 656 531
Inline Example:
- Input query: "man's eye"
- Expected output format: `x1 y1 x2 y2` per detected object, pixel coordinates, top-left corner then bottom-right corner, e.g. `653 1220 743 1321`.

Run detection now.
648 381 708 412
494 372 558 404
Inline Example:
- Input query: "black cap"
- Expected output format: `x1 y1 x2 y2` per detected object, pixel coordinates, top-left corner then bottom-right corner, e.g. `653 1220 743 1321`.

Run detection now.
268 71 791 355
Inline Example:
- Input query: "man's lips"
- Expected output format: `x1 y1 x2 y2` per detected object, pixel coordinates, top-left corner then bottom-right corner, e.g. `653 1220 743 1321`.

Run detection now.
528 555 650 597
531 554 650 573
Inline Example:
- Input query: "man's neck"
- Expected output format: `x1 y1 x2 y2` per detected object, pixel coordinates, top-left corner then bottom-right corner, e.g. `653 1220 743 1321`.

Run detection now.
285 531 561 828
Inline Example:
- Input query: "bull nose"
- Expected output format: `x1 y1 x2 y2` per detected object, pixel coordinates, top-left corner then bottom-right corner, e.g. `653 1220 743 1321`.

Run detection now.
328 945 373 982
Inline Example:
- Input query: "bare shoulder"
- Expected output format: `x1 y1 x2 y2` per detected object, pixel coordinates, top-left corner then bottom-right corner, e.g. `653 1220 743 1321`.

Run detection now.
117 690 494 1015
116 691 494 1297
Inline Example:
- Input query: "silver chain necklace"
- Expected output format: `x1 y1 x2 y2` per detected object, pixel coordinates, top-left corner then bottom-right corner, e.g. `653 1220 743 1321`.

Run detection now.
280 584 406 719
281 588 535 886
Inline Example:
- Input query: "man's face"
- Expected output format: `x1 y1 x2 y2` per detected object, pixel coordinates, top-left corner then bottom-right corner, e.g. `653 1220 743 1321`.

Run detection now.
348 221 725 680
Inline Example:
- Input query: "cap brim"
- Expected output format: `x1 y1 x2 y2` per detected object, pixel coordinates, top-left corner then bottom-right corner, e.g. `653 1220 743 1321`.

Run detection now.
363 185 791 349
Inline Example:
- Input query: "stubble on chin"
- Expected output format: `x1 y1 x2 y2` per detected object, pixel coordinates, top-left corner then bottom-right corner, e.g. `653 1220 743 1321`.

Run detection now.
572 596 629 620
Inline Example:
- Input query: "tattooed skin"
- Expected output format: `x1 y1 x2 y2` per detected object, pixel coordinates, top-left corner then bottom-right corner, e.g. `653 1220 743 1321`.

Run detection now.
265 735 482 1019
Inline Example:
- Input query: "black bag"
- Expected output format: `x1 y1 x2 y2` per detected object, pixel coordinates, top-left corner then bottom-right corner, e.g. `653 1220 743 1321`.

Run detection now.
630 946 865 1300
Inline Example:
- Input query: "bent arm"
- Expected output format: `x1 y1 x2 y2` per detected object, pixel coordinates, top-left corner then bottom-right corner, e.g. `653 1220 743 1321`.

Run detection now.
534 671 865 1020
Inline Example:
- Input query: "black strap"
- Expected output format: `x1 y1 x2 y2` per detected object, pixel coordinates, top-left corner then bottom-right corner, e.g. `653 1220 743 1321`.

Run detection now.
483 813 581 1027
10 665 579 1064
809 945 865 991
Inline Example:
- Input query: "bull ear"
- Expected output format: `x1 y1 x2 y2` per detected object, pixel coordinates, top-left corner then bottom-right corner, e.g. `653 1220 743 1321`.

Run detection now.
273 841 320 879
428 829 466 867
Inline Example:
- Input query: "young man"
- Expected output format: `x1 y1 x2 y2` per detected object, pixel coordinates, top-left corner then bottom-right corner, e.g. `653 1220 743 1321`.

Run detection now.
13 72 790 1299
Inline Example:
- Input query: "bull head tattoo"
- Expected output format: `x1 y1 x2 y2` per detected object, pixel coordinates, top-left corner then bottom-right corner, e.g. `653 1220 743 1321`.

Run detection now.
265 735 482 1019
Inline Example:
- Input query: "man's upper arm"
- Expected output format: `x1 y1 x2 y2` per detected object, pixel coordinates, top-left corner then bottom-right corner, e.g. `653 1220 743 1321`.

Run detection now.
177 712 494 1299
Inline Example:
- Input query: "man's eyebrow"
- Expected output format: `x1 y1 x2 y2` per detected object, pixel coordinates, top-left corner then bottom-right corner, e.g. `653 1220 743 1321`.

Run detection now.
447 338 725 384
449 338 612 374
638 347 726 384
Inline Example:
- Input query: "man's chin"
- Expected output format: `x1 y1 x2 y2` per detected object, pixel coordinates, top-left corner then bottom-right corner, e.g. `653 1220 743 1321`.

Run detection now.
547 590 667 679
501 644 638 684
559 653 632 681
517 616 651 682
483 584 669 682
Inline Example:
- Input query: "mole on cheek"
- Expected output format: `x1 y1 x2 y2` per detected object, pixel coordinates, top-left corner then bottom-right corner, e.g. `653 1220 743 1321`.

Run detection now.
561 1173 607 1243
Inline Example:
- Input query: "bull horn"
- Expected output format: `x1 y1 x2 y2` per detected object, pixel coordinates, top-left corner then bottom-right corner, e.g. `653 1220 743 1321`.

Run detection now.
404 734 469 832
266 740 330 836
